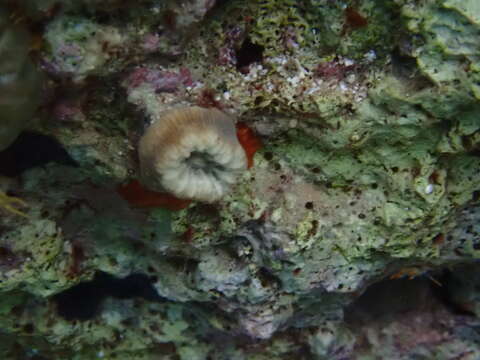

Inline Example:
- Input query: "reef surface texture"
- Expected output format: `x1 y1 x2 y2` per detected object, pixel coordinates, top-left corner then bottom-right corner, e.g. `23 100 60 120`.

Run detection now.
0 0 479 359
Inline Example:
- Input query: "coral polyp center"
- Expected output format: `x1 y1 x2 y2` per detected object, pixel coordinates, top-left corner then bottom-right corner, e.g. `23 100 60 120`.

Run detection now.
139 106 247 202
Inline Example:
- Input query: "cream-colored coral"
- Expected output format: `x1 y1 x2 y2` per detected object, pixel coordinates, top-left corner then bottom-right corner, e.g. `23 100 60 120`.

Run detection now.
139 106 247 202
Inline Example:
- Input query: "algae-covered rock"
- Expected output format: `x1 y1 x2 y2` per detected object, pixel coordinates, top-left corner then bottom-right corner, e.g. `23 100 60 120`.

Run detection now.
0 6 42 151
0 0 480 359
43 16 124 81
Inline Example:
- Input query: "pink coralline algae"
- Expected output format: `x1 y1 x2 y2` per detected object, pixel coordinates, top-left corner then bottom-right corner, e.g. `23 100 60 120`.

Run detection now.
218 26 243 66
315 60 355 81
218 45 237 66
141 34 161 52
126 67 194 92
52 100 85 122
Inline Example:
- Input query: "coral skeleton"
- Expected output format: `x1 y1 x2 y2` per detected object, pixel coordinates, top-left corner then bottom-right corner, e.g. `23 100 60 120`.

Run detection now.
139 106 247 202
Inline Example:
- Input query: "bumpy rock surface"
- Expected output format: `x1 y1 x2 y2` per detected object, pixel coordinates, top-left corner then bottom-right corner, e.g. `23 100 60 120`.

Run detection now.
0 6 42 151
0 0 479 359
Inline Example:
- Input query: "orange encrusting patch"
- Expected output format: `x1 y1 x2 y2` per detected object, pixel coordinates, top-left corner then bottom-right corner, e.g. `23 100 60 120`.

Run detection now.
389 268 421 280
345 7 368 29
117 179 191 210
236 122 262 169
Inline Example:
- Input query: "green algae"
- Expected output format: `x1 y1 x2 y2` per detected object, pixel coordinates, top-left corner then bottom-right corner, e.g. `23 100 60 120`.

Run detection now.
0 219 71 297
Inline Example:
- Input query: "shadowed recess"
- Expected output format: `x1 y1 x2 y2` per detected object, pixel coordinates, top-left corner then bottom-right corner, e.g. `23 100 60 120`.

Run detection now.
53 272 165 321
0 131 78 177
345 271 476 326
235 37 264 73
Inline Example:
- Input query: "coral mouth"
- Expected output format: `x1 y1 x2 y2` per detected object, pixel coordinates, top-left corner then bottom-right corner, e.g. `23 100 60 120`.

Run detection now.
185 151 225 174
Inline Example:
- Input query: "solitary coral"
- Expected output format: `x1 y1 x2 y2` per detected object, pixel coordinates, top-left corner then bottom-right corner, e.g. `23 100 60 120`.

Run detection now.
138 106 247 202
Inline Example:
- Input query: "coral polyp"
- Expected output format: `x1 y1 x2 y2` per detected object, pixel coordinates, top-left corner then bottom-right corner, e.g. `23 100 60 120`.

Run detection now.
138 106 247 202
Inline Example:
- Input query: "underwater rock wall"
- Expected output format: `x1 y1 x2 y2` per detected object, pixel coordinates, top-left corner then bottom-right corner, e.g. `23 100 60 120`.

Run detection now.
0 6 42 151
0 0 479 359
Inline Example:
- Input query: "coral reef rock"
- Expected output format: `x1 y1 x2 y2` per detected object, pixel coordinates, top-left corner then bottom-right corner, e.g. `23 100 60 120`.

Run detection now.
0 0 479 359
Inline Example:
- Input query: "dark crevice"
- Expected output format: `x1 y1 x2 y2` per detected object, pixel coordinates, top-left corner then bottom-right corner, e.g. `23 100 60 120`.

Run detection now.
0 131 78 177
390 47 434 91
53 272 165 321
433 269 478 317
235 38 264 73
345 269 477 327
390 47 418 79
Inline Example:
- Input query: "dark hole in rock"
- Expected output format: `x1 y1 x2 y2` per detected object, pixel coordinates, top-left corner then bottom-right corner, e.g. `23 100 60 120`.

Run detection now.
23 323 34 334
390 47 434 91
53 272 165 321
257 267 281 288
0 131 78 177
235 38 264 73
346 270 476 327
163 9 177 30
305 201 314 210
346 277 437 325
